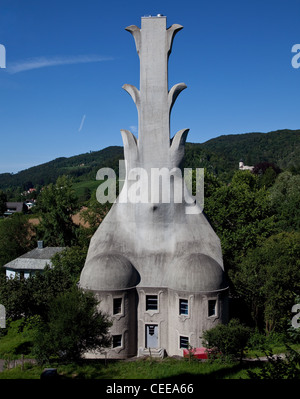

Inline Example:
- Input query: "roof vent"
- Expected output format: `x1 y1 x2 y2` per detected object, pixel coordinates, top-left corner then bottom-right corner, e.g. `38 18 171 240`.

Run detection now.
37 240 44 249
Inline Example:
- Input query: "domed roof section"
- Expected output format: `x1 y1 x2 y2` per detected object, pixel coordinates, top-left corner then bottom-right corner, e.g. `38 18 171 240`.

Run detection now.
80 253 140 291
167 253 228 292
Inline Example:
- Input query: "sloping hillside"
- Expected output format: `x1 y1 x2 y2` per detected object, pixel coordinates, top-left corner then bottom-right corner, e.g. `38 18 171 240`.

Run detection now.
0 129 299 190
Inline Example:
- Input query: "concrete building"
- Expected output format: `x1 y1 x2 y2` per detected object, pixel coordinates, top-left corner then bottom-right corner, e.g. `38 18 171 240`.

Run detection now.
79 15 229 359
3 241 65 279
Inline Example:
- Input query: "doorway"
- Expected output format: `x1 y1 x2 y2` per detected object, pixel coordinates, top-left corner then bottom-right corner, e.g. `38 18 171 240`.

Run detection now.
145 324 158 348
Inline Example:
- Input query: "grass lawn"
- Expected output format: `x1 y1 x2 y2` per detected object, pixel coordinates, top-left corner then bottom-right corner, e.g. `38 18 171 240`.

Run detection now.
0 319 36 360
0 356 261 380
72 180 100 200
0 320 299 380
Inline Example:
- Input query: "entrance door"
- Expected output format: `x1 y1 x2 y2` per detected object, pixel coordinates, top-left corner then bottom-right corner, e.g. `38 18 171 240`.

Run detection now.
145 324 158 348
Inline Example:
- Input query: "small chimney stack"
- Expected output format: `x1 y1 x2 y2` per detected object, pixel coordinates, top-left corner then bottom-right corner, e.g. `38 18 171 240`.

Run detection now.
37 240 44 249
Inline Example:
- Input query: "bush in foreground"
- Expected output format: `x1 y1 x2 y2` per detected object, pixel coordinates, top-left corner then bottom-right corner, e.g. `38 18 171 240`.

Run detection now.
33 288 112 364
202 319 251 361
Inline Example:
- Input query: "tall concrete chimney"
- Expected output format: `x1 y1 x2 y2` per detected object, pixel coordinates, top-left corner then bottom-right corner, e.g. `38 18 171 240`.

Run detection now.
79 16 228 359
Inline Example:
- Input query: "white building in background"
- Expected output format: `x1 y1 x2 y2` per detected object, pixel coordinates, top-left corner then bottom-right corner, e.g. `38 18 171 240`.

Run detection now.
239 159 254 171
3 241 65 279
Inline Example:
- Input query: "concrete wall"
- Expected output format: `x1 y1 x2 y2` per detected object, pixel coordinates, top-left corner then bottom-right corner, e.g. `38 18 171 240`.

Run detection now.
93 288 138 359
168 288 229 356
136 287 168 355
85 286 228 359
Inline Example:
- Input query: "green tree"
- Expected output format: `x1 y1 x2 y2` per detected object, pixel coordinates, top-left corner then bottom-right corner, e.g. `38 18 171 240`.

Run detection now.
36 175 79 246
202 319 251 361
0 274 32 320
234 231 300 332
252 162 280 188
204 170 276 273
0 190 7 216
79 190 112 239
269 171 300 232
50 245 87 284
26 246 87 320
33 287 112 363
0 246 87 321
0 213 35 267
247 346 300 379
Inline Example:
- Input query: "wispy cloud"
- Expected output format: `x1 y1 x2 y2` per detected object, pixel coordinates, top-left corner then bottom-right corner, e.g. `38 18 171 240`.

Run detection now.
7 54 113 74
78 114 86 132
129 125 138 133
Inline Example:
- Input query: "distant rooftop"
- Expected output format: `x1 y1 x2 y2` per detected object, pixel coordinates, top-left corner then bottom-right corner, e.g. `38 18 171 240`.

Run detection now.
3 242 65 271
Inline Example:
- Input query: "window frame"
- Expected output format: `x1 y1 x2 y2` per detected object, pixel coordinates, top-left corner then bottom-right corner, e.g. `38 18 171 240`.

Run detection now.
208 299 217 317
145 295 158 311
179 298 189 316
113 297 123 315
179 335 189 349
112 334 122 348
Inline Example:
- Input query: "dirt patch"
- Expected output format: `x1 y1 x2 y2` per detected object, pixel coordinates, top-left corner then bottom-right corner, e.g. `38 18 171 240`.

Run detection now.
28 208 90 228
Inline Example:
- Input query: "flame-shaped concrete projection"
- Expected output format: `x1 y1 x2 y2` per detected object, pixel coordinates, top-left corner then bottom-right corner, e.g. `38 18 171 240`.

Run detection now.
79 15 228 359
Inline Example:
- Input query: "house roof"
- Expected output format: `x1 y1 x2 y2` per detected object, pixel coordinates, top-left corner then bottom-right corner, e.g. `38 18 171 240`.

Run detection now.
3 247 66 271
5 202 26 213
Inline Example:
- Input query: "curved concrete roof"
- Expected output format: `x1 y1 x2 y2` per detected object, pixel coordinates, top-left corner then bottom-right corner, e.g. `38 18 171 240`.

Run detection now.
167 253 228 292
80 253 140 291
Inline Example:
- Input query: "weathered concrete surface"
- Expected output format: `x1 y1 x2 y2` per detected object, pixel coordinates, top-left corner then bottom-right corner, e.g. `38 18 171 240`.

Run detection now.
79 15 228 358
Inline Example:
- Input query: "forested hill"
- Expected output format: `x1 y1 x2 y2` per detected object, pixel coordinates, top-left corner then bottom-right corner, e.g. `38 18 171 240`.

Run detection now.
184 129 300 180
0 128 299 190
0 146 124 190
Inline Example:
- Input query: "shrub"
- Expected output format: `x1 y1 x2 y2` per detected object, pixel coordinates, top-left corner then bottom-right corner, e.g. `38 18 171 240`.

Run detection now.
202 319 251 361
32 288 112 364
247 346 300 379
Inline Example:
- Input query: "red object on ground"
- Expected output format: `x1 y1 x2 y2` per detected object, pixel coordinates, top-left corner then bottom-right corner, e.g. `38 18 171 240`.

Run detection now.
183 347 210 359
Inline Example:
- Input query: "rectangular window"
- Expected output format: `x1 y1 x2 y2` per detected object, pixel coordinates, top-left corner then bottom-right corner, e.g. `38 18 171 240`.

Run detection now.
146 295 158 311
179 336 189 349
208 299 217 317
179 299 188 315
112 335 122 348
113 298 122 315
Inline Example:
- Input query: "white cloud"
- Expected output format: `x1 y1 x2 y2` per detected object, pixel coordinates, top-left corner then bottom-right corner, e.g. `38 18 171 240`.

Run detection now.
78 114 86 132
129 125 138 133
7 54 113 74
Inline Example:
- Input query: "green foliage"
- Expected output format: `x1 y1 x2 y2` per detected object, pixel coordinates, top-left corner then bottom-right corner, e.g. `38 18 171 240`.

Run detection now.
204 170 276 272
247 346 300 379
234 232 300 332
1 129 299 193
0 246 87 321
0 317 39 358
202 129 300 176
202 319 251 361
25 246 86 320
79 191 112 238
36 175 79 246
72 180 101 204
0 274 34 320
0 190 7 215
0 146 124 191
252 162 280 188
0 213 35 267
0 356 242 379
32 288 112 363
269 171 300 231
50 245 87 284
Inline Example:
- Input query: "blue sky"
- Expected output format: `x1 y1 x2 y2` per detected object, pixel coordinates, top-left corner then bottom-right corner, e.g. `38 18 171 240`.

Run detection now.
0 0 299 174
